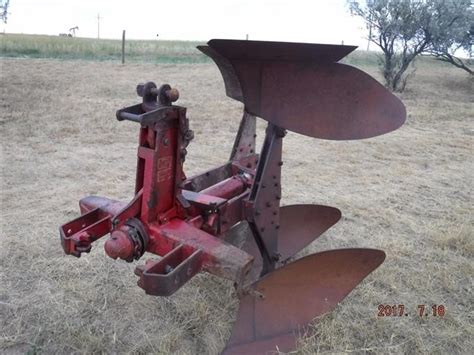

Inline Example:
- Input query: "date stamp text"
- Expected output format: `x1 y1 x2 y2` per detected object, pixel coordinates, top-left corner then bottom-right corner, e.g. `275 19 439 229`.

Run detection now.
377 304 446 317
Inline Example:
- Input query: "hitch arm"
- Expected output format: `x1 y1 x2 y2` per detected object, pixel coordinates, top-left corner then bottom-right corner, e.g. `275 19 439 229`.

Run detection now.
60 190 143 257
60 208 112 257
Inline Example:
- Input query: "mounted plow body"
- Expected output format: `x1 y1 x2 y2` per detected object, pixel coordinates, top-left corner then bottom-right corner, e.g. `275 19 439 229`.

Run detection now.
59 39 405 354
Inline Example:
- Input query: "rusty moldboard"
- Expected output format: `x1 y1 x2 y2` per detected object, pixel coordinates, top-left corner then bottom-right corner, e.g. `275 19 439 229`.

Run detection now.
199 39 406 140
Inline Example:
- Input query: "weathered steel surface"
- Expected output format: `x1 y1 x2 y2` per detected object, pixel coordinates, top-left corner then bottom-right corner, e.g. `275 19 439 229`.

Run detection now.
255 62 406 140
147 219 254 286
207 39 357 63
246 124 285 273
222 221 263 283
60 208 111 257
181 163 233 191
277 204 341 261
223 249 386 354
224 204 342 282
79 195 126 215
199 39 406 140
135 246 203 296
230 111 256 161
200 175 248 200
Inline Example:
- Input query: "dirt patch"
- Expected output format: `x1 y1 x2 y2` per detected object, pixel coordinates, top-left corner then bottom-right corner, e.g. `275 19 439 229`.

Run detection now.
1 58 472 354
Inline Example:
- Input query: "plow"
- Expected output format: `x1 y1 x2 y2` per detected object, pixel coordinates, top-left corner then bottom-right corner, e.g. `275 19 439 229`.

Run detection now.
59 39 406 354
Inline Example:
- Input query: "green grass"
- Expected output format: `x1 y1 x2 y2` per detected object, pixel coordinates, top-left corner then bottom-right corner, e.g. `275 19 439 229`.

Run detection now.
0 33 208 63
0 33 453 68
1 33 388 65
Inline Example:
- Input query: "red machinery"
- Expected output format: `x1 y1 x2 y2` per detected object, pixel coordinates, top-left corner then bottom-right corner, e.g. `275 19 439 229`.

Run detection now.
60 39 406 354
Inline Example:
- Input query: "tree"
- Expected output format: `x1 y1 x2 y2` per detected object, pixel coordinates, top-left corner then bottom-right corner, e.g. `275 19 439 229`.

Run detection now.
349 0 473 92
0 0 9 24
424 0 473 75
349 0 433 91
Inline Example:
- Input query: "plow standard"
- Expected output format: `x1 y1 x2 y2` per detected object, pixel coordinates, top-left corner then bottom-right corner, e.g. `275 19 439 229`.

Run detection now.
59 39 406 354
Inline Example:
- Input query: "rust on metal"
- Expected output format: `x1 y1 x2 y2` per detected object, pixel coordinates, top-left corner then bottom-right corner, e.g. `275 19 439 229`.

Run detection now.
277 204 342 262
198 39 406 140
58 39 406 354
223 249 386 354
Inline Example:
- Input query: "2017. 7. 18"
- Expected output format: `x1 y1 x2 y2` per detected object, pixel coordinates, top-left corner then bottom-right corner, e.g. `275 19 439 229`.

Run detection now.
377 304 446 317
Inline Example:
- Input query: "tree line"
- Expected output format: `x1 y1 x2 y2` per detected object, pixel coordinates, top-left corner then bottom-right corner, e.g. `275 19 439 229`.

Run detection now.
349 0 473 92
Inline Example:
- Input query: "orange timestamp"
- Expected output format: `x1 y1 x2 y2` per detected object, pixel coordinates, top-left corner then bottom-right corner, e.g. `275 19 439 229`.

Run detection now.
377 304 446 317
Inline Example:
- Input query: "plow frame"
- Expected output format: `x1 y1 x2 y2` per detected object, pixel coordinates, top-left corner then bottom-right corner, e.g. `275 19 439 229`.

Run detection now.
58 38 406 354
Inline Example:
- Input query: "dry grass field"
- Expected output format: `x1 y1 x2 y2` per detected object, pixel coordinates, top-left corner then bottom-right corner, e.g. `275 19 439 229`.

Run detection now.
0 53 473 354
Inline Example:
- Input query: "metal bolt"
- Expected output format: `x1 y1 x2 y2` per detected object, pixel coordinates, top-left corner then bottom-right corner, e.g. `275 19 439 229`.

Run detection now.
165 88 180 102
242 172 252 180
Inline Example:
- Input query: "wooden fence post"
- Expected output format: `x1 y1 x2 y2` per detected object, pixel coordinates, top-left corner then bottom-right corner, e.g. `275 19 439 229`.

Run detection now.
122 30 126 64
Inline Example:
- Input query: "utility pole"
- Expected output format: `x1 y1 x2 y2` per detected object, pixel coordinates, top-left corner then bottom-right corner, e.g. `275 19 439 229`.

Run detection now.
97 13 102 39
367 23 372 51
122 30 126 64
367 12 372 51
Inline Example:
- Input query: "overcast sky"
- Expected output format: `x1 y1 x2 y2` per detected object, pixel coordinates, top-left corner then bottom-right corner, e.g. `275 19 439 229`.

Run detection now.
4 0 369 46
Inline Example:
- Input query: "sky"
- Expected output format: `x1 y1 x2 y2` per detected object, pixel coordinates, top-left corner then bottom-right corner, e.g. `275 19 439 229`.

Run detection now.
3 0 370 47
